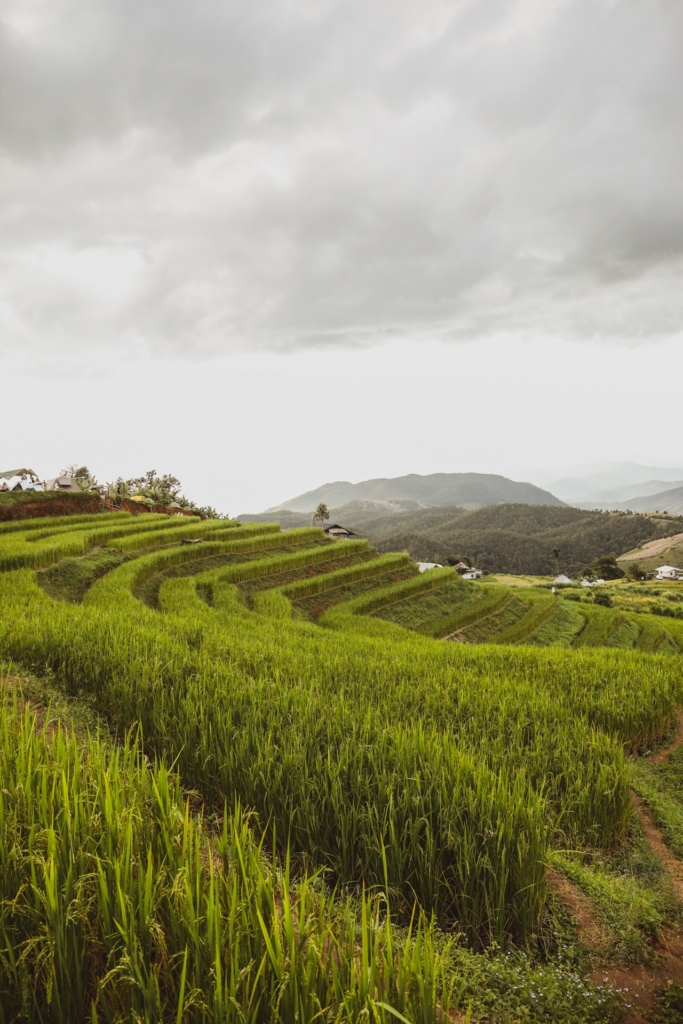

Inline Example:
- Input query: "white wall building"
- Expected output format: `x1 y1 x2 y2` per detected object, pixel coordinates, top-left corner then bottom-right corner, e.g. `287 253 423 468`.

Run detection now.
655 565 683 580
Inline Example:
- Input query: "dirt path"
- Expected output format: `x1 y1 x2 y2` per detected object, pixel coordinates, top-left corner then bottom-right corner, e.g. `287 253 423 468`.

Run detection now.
546 871 609 950
588 710 683 1022
548 710 683 1022
648 708 683 764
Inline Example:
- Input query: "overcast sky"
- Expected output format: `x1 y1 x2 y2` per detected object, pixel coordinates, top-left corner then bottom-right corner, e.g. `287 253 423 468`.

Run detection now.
1 0 682 511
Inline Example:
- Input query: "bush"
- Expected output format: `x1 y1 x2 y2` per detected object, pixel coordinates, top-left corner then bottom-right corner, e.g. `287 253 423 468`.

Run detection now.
592 555 625 581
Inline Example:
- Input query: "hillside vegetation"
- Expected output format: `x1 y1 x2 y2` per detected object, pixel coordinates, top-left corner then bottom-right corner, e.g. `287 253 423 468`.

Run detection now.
3 508 683 1021
349 504 683 576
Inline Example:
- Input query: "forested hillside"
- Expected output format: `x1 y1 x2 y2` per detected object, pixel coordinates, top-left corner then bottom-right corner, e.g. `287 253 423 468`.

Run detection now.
353 504 683 575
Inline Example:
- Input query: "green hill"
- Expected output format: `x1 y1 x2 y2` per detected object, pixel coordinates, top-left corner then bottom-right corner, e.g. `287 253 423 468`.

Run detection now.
349 503 683 575
266 471 564 512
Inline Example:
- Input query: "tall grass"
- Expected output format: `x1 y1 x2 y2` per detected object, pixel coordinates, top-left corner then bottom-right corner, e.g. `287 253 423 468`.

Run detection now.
0 523 681 949
1 564 677 942
493 590 556 645
280 552 413 599
0 511 132 535
195 539 370 595
320 566 455 625
414 585 512 639
0 689 457 1023
0 515 197 571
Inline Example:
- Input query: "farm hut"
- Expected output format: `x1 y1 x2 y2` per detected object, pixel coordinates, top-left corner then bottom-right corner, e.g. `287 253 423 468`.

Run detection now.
417 562 443 572
656 565 683 580
323 524 355 539
44 476 82 493
553 574 572 585
0 468 43 491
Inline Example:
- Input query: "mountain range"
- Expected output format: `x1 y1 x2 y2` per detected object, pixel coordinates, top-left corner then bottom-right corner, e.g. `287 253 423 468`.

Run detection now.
524 462 683 505
265 473 564 513
583 484 683 516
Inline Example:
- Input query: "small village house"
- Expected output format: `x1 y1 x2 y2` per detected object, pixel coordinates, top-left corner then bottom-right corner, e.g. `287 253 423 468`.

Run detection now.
656 565 683 580
0 468 43 492
323 524 355 539
44 476 83 493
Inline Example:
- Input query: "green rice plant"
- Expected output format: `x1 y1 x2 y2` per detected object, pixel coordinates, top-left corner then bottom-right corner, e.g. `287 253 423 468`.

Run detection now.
21 512 170 541
453 593 529 643
280 552 414 599
571 605 619 647
0 523 681 947
83 524 288 610
635 617 673 652
0 511 132 535
494 590 556 645
320 566 455 628
413 584 512 639
524 599 586 648
602 615 640 650
249 553 415 621
195 539 369 594
252 588 294 618
0 515 196 571
0 688 458 1024
106 516 241 551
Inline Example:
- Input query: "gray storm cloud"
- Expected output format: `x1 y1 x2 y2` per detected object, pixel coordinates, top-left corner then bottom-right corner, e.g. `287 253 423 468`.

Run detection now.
0 0 681 360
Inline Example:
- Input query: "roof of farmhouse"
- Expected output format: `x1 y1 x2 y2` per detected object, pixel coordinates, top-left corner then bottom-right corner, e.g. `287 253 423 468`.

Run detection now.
0 468 37 479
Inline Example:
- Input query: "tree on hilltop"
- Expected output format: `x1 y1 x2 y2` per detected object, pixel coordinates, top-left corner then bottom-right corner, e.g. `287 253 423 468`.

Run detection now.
314 503 330 527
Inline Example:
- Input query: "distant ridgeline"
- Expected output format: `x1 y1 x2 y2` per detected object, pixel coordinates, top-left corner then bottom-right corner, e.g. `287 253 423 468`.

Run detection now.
264 471 565 513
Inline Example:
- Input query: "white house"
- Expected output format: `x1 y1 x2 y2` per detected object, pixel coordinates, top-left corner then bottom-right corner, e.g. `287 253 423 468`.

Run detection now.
0 468 43 492
462 568 483 579
417 562 443 572
656 565 683 580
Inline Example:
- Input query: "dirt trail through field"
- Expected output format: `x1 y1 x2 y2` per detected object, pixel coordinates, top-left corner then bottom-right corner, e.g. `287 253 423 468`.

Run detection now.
586 711 683 1023
648 708 683 764
546 871 609 949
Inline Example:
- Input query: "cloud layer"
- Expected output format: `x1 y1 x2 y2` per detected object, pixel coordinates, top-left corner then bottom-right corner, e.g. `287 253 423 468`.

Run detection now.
1 0 682 360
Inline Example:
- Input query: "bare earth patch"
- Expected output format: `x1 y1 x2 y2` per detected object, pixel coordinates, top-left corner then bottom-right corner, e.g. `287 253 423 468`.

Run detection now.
546 870 610 950
618 532 683 564
549 709 683 1022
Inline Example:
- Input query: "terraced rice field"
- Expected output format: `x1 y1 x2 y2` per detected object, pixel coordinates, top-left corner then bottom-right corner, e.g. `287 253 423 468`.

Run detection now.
2 509 683 1022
